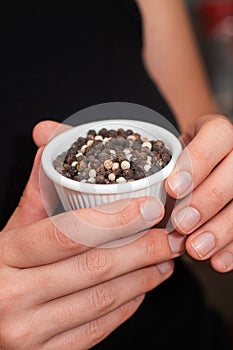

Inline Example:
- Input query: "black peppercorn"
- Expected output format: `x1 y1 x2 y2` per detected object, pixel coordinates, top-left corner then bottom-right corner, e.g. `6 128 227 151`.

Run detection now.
54 127 172 184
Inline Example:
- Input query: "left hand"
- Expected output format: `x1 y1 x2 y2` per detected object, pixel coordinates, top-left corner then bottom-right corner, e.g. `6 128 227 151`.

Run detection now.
166 115 233 273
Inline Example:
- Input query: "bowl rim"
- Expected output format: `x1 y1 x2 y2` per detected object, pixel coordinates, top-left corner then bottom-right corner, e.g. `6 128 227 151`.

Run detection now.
41 119 182 194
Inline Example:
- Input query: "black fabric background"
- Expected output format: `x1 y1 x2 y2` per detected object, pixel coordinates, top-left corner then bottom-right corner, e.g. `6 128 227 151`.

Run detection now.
0 1 231 348
0 0 176 226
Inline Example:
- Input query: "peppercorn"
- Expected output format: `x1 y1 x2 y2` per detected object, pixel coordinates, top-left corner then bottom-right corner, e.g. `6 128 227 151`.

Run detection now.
123 169 134 180
54 127 172 184
96 175 106 184
90 159 101 169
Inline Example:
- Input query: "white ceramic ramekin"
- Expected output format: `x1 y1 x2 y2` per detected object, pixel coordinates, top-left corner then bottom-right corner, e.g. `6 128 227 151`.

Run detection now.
41 119 182 211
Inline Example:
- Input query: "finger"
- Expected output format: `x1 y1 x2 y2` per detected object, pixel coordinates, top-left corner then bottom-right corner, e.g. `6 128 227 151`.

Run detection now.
185 200 233 264
171 151 233 234
34 263 174 340
180 114 222 147
210 243 233 273
3 148 58 231
166 117 233 199
23 230 185 303
0 197 164 268
43 295 145 350
32 120 71 148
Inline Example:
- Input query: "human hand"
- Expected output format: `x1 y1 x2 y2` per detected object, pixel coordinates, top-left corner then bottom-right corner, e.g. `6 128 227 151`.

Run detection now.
166 115 233 273
0 121 186 350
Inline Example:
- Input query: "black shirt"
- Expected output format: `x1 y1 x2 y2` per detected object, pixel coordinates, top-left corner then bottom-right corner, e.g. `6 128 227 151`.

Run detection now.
0 1 231 348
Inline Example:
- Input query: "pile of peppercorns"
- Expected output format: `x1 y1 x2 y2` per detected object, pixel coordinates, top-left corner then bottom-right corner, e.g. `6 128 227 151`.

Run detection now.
53 127 172 184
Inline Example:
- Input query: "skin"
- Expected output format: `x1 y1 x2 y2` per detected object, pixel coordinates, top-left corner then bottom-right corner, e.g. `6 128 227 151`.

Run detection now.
167 115 233 273
1 1 232 348
136 0 219 132
0 123 186 349
135 0 233 272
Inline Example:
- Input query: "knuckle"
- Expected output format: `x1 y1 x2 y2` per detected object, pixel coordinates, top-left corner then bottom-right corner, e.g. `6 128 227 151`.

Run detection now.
213 116 233 133
91 283 116 314
0 320 32 350
137 268 157 290
85 318 109 347
111 200 139 227
192 147 211 170
207 117 233 144
111 211 128 227
0 285 35 349
225 207 233 231
49 221 78 249
79 249 113 280
203 185 226 206
0 278 21 315
49 211 85 250
143 234 162 262
54 230 76 249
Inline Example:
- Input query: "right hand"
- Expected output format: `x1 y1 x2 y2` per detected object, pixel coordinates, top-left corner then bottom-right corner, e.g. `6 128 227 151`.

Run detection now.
0 121 186 350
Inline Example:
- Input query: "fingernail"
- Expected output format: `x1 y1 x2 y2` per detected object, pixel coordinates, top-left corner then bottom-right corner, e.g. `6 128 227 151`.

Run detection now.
140 198 163 222
218 252 233 270
168 233 186 254
190 232 216 258
157 260 173 274
173 207 200 233
168 171 193 197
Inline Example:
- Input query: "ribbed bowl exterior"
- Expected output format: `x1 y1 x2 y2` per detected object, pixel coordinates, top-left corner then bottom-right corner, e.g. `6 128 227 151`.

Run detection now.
42 119 182 211
54 181 166 211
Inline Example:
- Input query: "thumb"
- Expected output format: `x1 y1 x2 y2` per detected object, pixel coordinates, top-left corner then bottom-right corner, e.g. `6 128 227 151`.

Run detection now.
3 147 58 231
4 120 71 231
33 120 71 148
